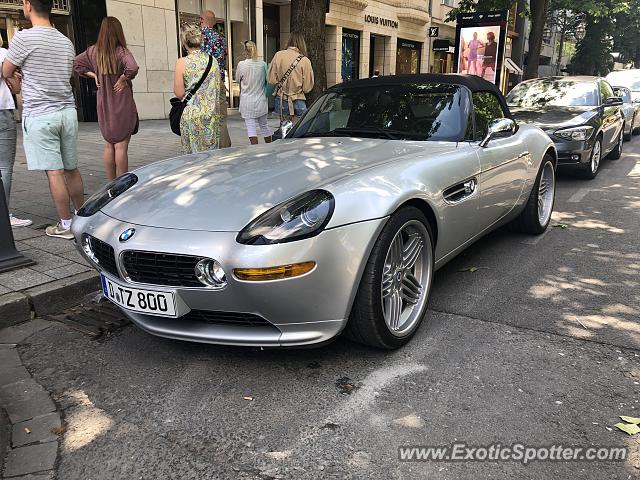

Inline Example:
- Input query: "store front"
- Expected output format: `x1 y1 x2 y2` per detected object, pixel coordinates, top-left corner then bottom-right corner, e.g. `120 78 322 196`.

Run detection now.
431 38 455 73
177 0 256 108
396 38 421 75
341 28 360 82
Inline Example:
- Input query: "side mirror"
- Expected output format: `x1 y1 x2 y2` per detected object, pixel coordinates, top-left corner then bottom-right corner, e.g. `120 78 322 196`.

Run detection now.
480 118 517 147
605 97 624 106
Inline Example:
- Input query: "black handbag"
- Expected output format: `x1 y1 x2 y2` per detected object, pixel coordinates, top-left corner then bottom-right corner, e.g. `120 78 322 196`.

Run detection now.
169 54 213 136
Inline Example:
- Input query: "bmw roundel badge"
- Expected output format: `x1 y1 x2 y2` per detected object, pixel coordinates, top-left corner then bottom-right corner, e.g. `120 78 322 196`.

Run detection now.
119 228 136 242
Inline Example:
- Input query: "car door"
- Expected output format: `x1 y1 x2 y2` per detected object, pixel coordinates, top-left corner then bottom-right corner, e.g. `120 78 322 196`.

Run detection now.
472 91 529 230
600 80 623 151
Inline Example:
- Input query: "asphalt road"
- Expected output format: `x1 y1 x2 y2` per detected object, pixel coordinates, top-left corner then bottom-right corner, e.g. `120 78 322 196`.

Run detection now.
13 138 640 479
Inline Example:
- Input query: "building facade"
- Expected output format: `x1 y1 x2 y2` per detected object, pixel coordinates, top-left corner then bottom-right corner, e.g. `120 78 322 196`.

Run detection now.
1 0 462 120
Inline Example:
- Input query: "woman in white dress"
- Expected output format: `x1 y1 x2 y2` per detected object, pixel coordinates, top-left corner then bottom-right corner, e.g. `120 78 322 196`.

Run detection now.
235 41 271 144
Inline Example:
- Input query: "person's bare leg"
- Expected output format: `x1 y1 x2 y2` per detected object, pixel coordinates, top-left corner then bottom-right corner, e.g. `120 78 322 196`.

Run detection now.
103 142 116 181
63 168 85 211
46 169 72 220
114 137 131 178
249 136 258 145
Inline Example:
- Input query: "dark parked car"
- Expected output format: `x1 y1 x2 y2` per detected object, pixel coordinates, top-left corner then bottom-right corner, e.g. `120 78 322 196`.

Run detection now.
506 76 624 179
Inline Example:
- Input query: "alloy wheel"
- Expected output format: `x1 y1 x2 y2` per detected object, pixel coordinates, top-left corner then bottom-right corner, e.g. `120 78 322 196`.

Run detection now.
381 220 432 336
591 140 601 174
537 161 555 226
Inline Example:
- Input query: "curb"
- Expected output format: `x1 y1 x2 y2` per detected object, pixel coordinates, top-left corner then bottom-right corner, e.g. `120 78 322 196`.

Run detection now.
0 320 60 479
0 272 101 329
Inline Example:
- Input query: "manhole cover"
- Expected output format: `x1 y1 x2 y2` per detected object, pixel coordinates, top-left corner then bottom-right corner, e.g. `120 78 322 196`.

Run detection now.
47 300 129 339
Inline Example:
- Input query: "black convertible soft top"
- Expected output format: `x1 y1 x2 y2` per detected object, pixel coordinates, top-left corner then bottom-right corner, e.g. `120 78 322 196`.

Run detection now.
330 73 512 118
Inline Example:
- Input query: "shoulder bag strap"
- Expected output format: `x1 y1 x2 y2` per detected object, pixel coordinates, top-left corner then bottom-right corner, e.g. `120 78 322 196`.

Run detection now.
184 54 214 103
274 54 304 96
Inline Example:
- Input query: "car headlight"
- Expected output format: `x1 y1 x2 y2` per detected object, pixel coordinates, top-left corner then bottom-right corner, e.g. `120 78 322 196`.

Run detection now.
237 190 335 245
554 126 594 141
76 173 138 217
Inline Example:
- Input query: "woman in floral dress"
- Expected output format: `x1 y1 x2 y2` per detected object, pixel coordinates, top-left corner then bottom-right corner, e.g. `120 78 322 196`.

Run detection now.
173 24 222 153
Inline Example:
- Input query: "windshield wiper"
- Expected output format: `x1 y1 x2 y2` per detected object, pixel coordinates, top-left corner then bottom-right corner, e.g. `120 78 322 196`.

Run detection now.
298 127 426 140
331 127 402 140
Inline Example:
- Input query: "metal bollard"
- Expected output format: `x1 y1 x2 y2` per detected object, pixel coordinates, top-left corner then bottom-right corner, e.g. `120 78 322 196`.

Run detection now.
0 170 34 272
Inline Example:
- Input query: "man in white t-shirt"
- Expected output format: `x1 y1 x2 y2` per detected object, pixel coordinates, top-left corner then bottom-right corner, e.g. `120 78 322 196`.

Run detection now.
0 43 31 227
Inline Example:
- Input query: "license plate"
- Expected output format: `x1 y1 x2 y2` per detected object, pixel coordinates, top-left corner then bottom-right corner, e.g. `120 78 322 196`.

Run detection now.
101 274 177 317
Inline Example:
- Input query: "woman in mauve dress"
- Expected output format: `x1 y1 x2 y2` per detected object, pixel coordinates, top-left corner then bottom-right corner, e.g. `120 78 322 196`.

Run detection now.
74 16 139 180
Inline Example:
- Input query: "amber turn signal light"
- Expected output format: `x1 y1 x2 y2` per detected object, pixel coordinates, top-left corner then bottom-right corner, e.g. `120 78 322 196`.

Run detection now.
233 262 316 281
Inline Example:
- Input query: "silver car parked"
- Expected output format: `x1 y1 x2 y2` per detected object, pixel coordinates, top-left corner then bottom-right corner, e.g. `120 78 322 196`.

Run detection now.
73 74 557 349
613 86 640 140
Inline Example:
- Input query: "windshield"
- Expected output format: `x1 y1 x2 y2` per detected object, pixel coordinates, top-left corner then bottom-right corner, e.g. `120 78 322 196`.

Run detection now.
289 83 466 142
506 79 598 107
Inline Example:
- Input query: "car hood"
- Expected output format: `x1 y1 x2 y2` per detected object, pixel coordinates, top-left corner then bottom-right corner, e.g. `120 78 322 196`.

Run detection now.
102 138 458 231
510 106 598 130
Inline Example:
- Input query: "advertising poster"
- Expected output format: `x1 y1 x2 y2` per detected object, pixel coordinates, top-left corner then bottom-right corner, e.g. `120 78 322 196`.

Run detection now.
455 11 507 86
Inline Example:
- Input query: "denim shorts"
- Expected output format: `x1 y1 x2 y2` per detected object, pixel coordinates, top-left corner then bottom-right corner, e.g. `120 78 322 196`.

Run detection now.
22 108 78 171
274 96 307 117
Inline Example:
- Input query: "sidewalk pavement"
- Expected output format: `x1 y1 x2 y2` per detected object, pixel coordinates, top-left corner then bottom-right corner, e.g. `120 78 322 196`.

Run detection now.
0 112 281 326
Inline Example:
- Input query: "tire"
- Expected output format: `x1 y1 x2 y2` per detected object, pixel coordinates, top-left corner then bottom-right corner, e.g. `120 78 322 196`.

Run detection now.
624 120 632 141
513 155 556 234
608 128 623 160
579 137 602 179
345 206 434 349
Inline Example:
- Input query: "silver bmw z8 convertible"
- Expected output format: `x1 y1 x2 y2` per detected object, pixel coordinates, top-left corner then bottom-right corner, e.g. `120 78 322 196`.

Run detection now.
73 74 557 349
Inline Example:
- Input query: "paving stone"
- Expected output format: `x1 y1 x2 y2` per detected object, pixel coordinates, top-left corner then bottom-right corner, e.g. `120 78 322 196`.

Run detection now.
41 263 92 280
3 442 57 477
6 473 54 480
0 268 55 291
10 228 46 242
0 319 52 344
0 284 10 295
0 293 32 328
0 346 22 368
58 250 89 266
0 365 30 387
12 413 61 447
0 379 45 405
20 236 77 255
3 394 57 424
26 250 73 272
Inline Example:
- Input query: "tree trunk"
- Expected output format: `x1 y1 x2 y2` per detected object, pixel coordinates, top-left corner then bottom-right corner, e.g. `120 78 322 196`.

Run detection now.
524 0 550 79
289 0 327 103
556 29 565 75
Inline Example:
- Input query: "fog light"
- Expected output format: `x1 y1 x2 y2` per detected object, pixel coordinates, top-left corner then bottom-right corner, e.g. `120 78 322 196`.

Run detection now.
234 262 316 281
572 154 581 161
195 259 227 288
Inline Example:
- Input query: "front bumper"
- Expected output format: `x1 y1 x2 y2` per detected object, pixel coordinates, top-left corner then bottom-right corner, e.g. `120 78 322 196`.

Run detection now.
546 134 594 169
72 212 386 347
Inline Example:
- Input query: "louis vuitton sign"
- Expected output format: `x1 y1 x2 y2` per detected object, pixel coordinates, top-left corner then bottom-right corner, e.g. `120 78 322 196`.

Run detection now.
364 14 398 29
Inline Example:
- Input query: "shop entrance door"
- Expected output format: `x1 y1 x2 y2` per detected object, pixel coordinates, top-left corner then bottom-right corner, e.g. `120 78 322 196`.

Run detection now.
369 34 388 77
396 38 422 74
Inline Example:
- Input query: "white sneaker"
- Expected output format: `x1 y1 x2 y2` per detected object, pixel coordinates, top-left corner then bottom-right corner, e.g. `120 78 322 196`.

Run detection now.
9 214 33 227
45 222 73 240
